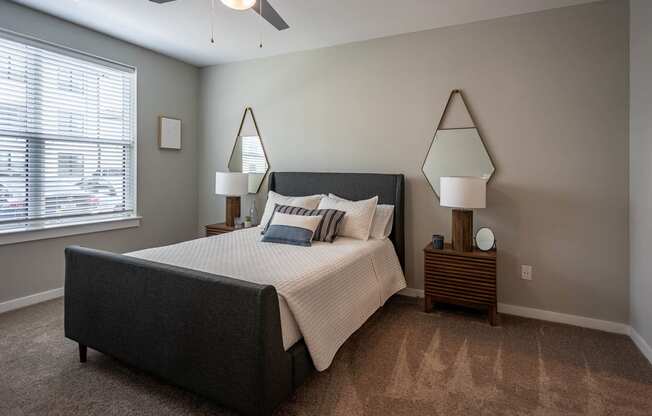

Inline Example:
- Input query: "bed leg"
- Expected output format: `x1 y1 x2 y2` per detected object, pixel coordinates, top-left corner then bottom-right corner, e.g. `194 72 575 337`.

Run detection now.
79 343 87 363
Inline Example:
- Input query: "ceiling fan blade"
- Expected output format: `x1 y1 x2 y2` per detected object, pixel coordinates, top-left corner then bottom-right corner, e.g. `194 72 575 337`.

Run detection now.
149 0 177 3
252 0 289 31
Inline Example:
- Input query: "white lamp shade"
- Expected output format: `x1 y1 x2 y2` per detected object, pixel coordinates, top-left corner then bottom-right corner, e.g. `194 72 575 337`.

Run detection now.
215 172 248 196
440 176 486 209
220 0 256 10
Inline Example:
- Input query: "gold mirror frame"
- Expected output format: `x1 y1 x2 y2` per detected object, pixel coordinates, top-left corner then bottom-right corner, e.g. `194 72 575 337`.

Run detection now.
421 89 496 199
228 107 270 194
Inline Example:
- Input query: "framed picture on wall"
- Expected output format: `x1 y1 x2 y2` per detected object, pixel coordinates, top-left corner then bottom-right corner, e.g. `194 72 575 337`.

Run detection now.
159 116 182 150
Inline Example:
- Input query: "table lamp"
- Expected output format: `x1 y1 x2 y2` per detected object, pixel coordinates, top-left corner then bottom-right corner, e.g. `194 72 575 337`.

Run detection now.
215 172 248 227
440 176 486 252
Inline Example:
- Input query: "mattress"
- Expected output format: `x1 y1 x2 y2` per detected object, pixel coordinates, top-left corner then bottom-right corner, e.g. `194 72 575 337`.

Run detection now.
126 227 406 371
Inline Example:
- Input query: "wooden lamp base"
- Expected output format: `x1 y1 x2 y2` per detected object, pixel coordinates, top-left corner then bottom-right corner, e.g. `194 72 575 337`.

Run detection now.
225 196 241 227
452 209 473 252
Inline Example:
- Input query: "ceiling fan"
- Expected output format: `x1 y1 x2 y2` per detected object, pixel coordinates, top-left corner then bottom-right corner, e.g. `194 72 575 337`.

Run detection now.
149 0 289 31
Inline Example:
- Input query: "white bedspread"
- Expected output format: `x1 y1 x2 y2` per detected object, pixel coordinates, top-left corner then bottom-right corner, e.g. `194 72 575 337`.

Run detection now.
126 227 406 371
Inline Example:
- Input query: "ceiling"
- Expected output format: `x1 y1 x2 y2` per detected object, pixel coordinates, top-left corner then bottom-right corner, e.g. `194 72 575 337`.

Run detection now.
12 0 597 67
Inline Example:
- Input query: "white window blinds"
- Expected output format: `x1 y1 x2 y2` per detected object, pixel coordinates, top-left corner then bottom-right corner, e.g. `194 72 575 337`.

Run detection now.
0 31 136 232
241 136 267 174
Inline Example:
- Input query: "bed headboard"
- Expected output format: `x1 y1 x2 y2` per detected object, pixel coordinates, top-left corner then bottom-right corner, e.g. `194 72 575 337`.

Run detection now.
268 172 405 270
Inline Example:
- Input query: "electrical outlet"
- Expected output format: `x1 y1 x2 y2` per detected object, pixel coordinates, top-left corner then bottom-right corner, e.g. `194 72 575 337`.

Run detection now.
521 265 533 280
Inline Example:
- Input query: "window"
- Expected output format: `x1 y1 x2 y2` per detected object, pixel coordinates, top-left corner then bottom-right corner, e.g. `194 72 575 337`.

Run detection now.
0 31 136 235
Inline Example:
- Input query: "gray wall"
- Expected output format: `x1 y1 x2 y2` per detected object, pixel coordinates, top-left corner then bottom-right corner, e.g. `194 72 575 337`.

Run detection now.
0 0 199 303
630 0 652 345
199 0 630 322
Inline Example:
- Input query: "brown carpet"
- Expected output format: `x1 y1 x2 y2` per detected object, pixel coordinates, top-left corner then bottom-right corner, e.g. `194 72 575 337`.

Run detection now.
1 297 651 416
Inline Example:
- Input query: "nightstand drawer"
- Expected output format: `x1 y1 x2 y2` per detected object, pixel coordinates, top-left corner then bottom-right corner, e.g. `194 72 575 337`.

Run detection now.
425 262 495 282
424 276 495 303
426 250 494 270
206 229 230 236
205 223 235 236
425 252 495 267
424 271 495 290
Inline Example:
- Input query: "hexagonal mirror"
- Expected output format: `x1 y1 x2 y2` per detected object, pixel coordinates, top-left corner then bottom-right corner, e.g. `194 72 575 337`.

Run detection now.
228 107 269 194
422 127 495 198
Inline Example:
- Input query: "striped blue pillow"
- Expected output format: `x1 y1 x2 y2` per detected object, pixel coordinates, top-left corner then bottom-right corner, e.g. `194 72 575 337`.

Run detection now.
262 204 346 243
261 212 323 247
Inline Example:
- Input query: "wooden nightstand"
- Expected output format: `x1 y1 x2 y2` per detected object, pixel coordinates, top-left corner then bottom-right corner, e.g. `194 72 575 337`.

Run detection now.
423 242 498 326
205 223 236 237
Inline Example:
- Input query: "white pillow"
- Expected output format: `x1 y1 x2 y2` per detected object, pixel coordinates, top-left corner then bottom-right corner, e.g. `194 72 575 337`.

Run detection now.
259 191 323 229
318 195 378 240
329 194 394 239
369 205 394 239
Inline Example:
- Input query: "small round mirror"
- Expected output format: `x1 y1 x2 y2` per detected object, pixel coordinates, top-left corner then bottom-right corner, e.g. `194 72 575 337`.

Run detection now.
475 227 495 251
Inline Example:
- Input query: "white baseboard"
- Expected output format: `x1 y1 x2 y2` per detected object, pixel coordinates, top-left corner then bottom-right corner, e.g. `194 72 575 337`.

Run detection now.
496 303 630 335
630 327 652 365
0 287 64 314
399 287 425 298
398 286 651 363
398 288 629 334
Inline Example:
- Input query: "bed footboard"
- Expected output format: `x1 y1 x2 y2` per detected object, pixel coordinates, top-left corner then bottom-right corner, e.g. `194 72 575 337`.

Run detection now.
64 246 293 416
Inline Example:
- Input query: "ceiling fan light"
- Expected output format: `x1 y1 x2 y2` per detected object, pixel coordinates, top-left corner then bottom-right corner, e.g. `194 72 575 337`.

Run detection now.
220 0 256 10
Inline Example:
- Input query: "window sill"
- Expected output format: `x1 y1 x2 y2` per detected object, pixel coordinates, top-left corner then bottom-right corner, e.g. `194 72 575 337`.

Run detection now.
0 215 141 246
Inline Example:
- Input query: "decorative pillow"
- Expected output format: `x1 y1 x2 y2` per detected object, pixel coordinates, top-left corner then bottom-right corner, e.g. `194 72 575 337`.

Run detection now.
261 212 323 247
329 193 394 239
317 195 378 241
259 191 323 230
263 204 346 243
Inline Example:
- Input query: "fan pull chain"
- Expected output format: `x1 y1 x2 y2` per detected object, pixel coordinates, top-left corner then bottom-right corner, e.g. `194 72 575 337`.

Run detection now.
259 0 263 48
210 0 215 44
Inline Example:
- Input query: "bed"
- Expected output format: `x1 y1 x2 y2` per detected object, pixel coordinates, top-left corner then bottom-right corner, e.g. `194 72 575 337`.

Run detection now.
64 172 405 416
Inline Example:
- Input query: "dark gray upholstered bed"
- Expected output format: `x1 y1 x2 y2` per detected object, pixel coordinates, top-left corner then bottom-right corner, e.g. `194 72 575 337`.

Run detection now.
64 172 405 416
